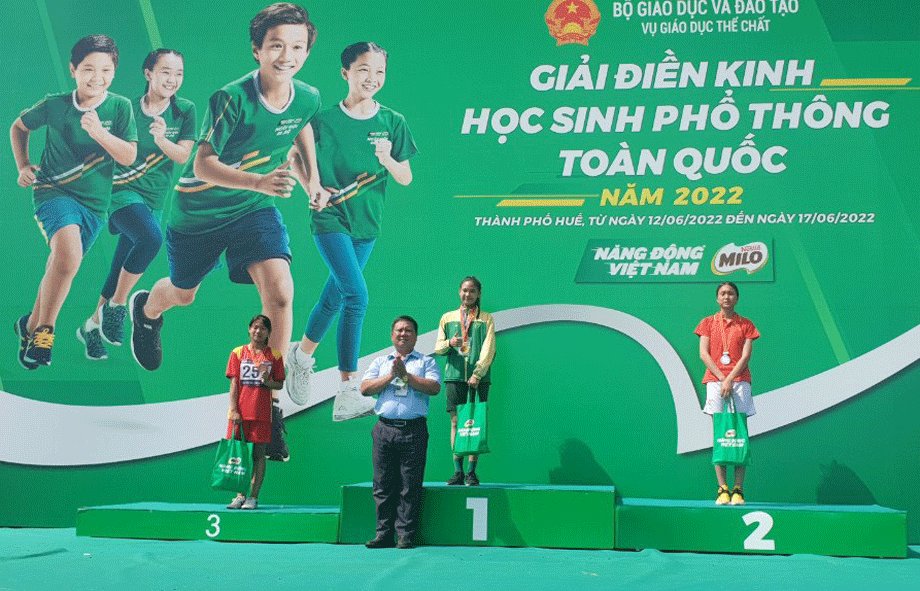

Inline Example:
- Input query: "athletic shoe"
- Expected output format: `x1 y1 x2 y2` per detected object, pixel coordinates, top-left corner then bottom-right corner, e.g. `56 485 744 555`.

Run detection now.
332 377 376 422
129 290 163 371
396 537 414 549
77 325 108 360
286 342 315 405
446 471 464 486
100 302 128 345
716 486 731 505
730 487 745 505
365 535 395 549
14 314 38 370
465 472 480 486
24 325 54 366
241 496 258 510
226 495 246 509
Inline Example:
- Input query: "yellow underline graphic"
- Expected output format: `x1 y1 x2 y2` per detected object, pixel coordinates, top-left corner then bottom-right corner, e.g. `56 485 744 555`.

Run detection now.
772 87 919 92
821 78 911 86
772 78 915 91
455 194 592 207
497 198 585 207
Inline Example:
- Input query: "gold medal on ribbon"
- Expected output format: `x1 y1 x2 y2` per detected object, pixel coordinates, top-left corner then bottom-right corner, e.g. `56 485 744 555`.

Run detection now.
457 306 475 358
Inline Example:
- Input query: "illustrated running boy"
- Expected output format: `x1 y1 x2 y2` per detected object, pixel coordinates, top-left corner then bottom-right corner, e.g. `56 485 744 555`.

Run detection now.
11 35 137 369
129 3 327 371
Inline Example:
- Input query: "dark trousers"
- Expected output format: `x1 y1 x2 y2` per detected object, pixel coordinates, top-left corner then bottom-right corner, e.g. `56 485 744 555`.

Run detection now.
371 418 429 540
101 203 163 299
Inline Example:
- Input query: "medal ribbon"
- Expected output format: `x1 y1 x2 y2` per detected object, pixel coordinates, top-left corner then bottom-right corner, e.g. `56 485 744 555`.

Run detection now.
717 313 733 363
461 307 475 343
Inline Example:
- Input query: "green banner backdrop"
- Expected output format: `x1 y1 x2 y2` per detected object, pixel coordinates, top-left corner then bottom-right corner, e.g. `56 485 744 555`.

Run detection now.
1 0 918 542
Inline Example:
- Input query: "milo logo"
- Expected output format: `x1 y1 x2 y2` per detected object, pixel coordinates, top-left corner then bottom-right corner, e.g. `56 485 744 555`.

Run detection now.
711 242 769 275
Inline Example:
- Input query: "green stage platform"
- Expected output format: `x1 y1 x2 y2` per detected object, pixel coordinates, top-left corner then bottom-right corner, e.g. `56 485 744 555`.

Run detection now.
338 482 617 549
75 488 908 558
615 498 907 558
76 503 340 543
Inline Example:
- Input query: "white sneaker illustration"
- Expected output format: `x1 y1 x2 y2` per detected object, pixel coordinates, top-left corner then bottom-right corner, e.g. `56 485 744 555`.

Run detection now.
286 342 315 405
332 377 376 421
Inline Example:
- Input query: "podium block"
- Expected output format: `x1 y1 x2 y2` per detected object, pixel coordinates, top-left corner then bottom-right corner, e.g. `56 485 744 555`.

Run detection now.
338 483 616 549
76 503 340 543
615 498 907 558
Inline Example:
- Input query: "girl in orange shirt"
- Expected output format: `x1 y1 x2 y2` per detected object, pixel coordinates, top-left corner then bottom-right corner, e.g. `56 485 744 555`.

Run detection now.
695 281 760 505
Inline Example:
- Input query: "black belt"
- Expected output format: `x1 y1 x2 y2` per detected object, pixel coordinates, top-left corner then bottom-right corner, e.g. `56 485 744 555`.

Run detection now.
379 416 426 428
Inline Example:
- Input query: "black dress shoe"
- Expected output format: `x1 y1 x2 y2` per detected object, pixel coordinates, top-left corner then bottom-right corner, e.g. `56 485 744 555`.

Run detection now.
365 536 395 548
396 537 414 549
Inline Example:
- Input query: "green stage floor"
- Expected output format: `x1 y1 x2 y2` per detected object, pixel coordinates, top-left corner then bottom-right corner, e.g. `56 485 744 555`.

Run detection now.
2 528 919 591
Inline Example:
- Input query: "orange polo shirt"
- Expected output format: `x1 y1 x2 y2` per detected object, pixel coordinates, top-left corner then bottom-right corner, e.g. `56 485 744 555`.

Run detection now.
695 313 760 384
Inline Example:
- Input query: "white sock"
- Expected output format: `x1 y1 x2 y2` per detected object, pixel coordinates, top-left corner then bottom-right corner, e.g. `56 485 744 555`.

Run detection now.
85 316 100 331
295 346 313 363
109 299 127 307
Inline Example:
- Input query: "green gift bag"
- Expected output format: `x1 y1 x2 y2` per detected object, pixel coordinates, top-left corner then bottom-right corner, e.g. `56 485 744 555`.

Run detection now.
453 389 490 456
211 424 253 494
712 396 751 466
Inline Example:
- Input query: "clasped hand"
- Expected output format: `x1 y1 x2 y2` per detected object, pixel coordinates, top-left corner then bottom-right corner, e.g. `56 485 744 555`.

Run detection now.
391 356 408 380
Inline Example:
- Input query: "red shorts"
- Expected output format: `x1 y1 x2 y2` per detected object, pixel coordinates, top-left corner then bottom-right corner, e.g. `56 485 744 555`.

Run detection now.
227 419 271 444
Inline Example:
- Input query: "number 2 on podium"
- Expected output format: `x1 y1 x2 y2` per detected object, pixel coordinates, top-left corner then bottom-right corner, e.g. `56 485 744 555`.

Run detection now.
466 497 488 541
742 511 776 551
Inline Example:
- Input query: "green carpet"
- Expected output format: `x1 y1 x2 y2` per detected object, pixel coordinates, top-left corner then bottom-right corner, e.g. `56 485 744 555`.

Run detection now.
1 529 918 591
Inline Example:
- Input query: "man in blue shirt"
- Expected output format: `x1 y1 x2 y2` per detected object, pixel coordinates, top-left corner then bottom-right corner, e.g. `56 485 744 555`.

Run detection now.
361 315 441 549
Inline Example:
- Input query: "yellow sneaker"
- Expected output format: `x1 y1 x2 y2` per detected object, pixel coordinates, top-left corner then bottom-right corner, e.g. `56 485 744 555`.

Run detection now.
24 325 55 366
730 487 745 505
716 486 731 505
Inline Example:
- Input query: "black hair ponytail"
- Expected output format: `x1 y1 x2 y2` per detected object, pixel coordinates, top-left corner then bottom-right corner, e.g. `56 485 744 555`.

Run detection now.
142 48 184 119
